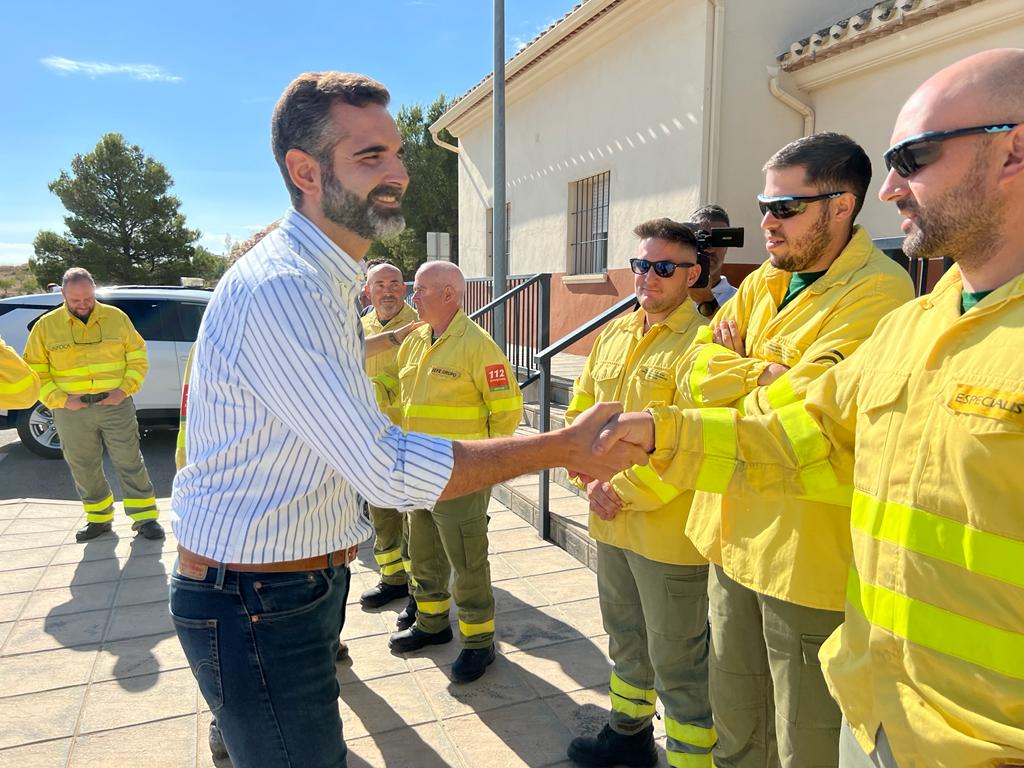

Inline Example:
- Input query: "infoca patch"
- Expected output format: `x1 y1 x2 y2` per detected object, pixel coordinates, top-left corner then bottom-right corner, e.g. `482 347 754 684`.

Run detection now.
429 366 460 380
948 384 1024 426
485 364 510 391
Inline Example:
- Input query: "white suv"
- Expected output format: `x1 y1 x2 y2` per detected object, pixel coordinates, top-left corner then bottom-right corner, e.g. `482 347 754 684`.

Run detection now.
0 286 211 458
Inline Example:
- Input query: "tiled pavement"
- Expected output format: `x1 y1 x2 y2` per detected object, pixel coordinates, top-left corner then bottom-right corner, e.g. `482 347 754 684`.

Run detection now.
0 496 672 767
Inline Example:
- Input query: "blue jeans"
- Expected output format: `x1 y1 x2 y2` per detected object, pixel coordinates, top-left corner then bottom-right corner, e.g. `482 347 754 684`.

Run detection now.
169 561 351 768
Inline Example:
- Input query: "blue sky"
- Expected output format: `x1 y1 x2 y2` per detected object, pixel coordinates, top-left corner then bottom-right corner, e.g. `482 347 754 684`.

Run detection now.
0 0 576 265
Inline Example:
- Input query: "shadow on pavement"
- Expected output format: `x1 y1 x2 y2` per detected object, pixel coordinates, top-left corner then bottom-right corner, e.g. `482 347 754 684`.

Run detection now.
0 429 177 501
44 531 173 693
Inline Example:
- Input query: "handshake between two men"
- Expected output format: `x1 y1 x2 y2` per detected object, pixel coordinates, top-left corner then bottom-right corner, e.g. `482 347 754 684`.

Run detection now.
438 401 657 502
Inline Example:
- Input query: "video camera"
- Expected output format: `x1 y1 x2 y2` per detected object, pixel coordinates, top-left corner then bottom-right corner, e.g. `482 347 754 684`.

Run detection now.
691 226 744 289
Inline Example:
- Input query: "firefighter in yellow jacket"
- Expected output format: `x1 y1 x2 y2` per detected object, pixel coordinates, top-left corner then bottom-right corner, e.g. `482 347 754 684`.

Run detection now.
23 268 163 542
1 336 40 409
564 219 715 768
593 48 1024 768
357 261 421 619
671 135 913 768
385 261 522 683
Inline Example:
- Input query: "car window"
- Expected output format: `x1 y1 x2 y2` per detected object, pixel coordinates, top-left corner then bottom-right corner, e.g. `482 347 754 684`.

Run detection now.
105 299 181 342
176 302 207 342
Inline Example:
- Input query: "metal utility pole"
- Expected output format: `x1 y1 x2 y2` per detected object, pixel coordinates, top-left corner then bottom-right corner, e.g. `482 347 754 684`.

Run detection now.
492 0 507 348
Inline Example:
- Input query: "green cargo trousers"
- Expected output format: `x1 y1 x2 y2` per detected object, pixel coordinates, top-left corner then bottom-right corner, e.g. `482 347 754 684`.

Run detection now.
407 488 494 649
597 542 716 766
52 398 158 525
708 564 844 768
367 505 409 586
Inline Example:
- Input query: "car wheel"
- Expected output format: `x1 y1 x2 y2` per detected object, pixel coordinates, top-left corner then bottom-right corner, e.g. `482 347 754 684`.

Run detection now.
15 403 63 459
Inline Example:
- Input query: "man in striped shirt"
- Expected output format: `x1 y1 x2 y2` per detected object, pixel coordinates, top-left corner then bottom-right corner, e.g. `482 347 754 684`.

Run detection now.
169 71 647 768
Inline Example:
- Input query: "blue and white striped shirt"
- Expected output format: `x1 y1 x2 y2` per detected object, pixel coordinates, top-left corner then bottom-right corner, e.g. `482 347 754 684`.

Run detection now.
171 209 454 564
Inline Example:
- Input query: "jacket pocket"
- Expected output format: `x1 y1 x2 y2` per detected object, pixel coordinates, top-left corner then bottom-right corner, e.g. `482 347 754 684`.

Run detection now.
855 370 910 496
590 361 624 401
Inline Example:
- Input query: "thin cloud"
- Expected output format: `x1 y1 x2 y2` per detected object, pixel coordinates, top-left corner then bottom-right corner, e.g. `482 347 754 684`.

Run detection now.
41 56 182 83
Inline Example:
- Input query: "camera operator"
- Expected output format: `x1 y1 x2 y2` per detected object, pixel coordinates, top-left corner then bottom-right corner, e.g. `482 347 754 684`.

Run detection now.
689 204 738 317
671 133 915 768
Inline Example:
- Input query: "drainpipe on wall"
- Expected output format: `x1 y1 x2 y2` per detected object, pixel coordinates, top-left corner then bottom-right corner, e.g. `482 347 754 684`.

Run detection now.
430 130 459 154
767 65 814 136
700 0 725 204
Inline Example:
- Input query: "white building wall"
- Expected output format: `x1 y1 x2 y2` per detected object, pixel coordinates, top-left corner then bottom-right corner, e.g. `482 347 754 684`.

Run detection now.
456 0 709 278
453 0 1023 275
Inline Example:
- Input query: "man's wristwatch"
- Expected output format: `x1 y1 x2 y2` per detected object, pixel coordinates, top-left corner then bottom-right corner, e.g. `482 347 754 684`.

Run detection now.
388 330 400 346
697 298 720 318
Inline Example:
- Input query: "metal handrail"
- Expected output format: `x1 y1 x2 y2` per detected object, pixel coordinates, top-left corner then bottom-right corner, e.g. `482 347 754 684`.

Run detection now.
532 292 639 540
469 273 545 322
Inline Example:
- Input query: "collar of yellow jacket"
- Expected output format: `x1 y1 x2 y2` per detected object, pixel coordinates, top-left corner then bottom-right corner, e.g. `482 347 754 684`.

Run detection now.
923 262 1024 310
59 300 108 327
427 307 470 341
764 225 878 295
369 303 416 328
629 299 703 337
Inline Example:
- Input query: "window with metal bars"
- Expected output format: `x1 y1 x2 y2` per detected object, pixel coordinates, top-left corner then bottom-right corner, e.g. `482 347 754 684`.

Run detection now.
485 202 511 277
567 171 610 274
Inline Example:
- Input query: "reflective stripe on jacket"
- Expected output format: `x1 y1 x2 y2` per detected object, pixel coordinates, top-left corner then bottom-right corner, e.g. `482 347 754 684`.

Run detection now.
677 226 914 608
565 301 708 565
361 303 417 418
392 309 522 440
23 302 148 410
0 336 40 409
645 264 1024 767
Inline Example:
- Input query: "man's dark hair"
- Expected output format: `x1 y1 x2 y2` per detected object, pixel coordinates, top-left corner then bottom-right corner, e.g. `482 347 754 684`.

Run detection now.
272 72 391 207
690 204 730 228
365 258 397 270
763 132 872 221
633 218 699 251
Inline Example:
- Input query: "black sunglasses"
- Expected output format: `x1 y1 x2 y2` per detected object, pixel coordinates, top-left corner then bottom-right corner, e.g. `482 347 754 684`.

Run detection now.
629 258 695 278
757 191 845 219
883 123 1018 178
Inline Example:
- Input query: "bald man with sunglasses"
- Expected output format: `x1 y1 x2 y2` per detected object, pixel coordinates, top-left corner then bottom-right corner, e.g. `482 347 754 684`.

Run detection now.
646 133 913 768
594 48 1024 768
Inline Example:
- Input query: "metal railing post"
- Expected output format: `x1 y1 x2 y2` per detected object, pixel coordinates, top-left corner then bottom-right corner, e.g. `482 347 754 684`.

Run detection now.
537 273 552 539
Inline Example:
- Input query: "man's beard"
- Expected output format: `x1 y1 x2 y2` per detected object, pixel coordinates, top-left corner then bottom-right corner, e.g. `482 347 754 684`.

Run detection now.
320 164 406 241
899 146 1004 267
771 205 832 272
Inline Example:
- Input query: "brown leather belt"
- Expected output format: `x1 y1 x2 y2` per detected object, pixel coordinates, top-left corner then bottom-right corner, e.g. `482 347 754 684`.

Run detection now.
176 545 359 580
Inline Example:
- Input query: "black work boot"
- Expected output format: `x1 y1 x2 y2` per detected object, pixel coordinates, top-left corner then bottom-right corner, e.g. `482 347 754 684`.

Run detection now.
360 580 408 609
451 644 496 683
75 522 112 542
135 520 165 540
395 594 417 630
208 718 229 760
388 625 453 652
567 723 658 767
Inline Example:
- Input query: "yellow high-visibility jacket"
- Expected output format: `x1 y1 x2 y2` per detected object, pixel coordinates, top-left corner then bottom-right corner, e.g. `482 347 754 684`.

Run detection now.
0 336 40 409
392 309 522 439
676 226 914 609
564 301 707 565
175 344 195 471
23 302 148 410
645 265 1024 768
361 302 417 418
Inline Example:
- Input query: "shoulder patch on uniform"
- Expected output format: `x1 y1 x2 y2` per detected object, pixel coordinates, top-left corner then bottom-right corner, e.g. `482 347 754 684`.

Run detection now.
485 364 510 391
811 349 845 367
949 384 1024 426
